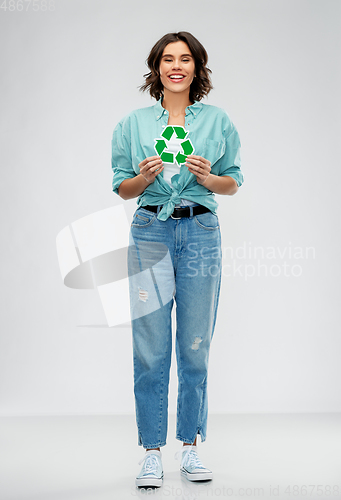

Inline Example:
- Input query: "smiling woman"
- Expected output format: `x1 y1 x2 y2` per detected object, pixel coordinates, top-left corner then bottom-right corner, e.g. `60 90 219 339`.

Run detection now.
110 31 244 488
139 32 213 104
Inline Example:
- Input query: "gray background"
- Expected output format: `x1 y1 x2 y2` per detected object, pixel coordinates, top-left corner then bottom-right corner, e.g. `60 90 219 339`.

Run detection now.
0 0 340 416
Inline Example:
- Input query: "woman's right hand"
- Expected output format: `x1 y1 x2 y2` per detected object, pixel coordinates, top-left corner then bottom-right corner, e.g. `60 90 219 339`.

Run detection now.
139 156 164 184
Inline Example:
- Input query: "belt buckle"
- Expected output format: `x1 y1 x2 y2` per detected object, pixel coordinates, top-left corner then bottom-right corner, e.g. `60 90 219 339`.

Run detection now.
170 208 182 219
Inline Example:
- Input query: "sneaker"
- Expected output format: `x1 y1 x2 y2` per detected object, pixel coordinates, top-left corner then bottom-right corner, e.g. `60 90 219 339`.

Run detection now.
174 445 213 481
135 449 164 487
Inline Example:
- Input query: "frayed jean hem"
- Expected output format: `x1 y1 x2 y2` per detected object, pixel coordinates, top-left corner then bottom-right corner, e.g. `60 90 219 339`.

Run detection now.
176 428 206 444
138 440 167 449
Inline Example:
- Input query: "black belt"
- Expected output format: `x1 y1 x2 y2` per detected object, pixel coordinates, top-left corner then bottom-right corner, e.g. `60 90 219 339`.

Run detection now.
141 204 211 219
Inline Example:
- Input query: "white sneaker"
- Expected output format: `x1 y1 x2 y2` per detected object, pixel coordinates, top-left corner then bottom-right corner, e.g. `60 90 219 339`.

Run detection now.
135 449 164 487
174 445 213 481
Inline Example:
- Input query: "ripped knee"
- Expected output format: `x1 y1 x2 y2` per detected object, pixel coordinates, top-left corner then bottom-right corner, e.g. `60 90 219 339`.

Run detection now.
191 337 203 350
138 287 148 302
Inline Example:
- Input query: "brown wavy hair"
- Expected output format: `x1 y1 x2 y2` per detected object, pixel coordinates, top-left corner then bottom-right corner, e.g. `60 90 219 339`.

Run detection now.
139 32 213 103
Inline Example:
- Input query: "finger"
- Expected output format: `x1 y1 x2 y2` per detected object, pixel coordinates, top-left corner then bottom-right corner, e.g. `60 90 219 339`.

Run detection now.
187 165 209 176
146 155 162 163
141 164 164 178
140 156 161 167
140 158 163 170
186 154 207 161
150 163 163 172
186 158 200 165
185 158 205 167
186 155 210 166
155 166 164 175
187 161 210 170
187 165 201 175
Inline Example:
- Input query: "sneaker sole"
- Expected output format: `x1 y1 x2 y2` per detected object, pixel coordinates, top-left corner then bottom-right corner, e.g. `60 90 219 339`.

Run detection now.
135 475 163 487
180 468 213 481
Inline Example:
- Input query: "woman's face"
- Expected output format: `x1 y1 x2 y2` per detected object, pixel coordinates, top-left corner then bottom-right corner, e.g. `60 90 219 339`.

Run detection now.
159 41 196 97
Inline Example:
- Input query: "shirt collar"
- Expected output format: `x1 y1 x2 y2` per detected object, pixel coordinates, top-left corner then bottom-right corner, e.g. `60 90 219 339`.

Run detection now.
153 96 203 121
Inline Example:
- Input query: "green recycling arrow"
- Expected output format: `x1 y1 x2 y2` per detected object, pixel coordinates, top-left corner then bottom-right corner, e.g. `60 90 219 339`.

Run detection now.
173 126 187 139
176 151 187 165
155 139 167 156
161 125 188 141
181 139 194 156
154 125 195 166
161 152 174 162
161 127 173 141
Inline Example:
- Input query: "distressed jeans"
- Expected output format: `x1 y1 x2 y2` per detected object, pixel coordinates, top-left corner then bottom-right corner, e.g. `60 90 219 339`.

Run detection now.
127 204 222 449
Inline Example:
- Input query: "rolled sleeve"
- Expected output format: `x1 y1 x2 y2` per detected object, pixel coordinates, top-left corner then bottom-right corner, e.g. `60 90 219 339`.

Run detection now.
111 119 136 196
219 123 244 187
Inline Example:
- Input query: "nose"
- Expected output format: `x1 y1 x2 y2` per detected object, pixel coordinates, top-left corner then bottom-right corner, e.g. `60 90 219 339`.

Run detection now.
172 59 181 70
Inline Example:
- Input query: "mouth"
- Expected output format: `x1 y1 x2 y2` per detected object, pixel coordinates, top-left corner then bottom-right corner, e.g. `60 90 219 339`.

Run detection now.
167 74 186 83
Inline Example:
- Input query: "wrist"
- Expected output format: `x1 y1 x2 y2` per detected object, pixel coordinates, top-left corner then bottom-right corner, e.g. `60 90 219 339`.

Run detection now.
201 173 213 187
140 173 152 184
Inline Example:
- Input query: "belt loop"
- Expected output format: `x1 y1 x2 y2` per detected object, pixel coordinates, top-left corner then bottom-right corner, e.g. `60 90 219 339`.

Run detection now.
189 206 194 217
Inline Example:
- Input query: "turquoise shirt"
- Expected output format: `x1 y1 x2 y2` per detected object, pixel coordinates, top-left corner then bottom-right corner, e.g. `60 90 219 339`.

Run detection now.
111 97 244 221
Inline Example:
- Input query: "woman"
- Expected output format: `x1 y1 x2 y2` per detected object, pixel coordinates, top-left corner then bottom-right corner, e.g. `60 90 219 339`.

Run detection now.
111 31 244 488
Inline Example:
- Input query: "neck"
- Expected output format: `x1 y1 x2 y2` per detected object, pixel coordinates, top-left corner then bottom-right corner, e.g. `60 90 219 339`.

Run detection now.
161 89 193 117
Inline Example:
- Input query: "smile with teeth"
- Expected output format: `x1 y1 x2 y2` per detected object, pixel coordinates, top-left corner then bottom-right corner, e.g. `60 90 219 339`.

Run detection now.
168 74 185 82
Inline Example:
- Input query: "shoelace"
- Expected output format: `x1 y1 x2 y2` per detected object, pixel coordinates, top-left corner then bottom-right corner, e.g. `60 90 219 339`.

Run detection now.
138 453 161 474
174 445 205 469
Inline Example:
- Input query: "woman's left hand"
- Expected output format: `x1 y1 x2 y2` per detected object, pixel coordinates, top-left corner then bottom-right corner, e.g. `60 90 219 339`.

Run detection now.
186 155 211 185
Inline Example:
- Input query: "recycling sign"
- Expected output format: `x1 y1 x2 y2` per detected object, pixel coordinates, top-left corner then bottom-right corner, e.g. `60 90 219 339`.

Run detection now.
154 125 194 166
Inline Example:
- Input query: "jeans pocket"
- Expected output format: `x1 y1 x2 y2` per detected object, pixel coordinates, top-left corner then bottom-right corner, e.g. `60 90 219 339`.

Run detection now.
131 208 157 228
194 211 220 230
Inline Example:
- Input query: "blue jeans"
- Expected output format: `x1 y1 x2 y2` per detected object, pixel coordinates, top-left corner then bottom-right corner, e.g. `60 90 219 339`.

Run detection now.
127 204 222 449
